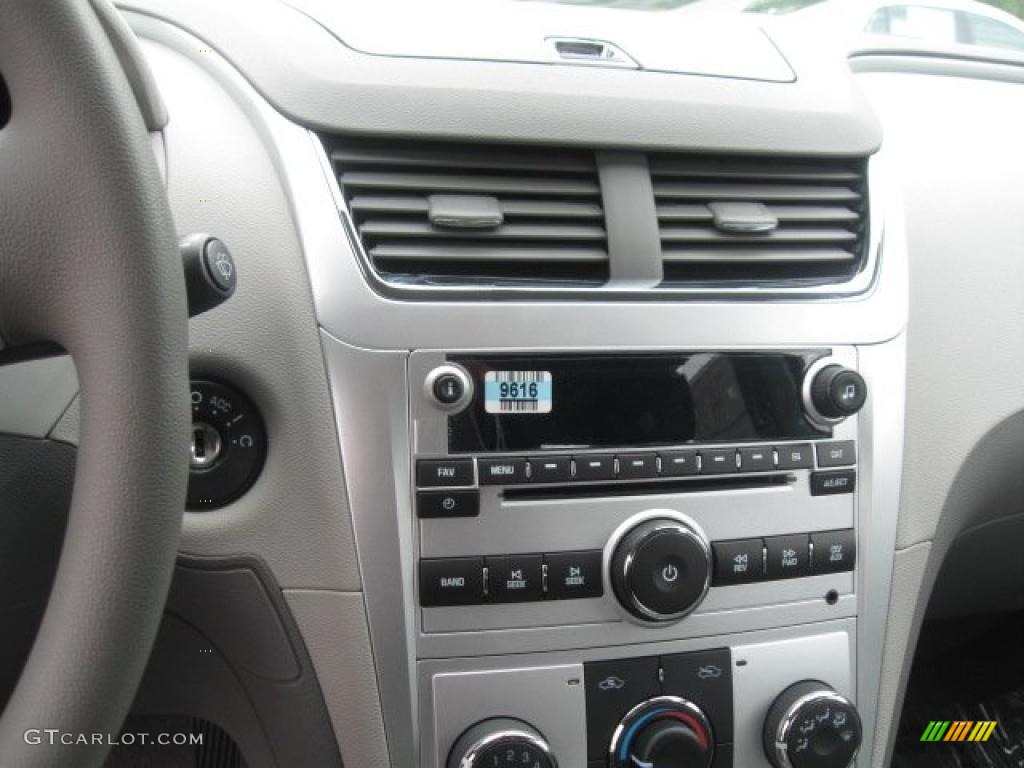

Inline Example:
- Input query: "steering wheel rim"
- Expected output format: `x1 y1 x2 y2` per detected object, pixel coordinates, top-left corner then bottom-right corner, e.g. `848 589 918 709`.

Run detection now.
0 1 189 766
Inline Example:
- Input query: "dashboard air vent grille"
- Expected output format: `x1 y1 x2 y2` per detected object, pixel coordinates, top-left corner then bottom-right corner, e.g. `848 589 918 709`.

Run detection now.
650 154 869 287
328 138 609 288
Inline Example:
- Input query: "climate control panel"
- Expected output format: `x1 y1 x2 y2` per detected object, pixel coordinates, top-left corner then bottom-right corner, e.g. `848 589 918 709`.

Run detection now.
426 630 859 768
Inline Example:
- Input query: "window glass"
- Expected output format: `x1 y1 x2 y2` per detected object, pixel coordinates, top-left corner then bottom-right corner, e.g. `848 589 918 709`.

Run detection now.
965 12 1024 49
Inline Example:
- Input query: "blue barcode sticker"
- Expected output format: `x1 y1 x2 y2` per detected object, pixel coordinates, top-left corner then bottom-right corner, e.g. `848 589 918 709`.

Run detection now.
484 371 552 414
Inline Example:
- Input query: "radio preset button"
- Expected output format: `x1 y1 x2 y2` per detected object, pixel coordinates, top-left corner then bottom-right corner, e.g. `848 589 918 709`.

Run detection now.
811 469 856 496
776 443 814 470
416 459 475 488
420 557 484 606
417 490 479 519
712 539 764 585
574 454 616 481
764 534 811 579
660 449 699 476
487 555 544 602
816 440 857 468
545 550 603 600
739 446 774 473
529 456 571 483
701 448 738 474
478 457 528 485
811 529 856 573
617 452 658 480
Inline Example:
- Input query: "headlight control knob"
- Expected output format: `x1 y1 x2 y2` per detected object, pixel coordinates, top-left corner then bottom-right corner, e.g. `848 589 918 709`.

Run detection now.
187 379 266 510
808 364 867 421
610 696 714 768
447 718 556 768
763 681 862 768
610 518 711 623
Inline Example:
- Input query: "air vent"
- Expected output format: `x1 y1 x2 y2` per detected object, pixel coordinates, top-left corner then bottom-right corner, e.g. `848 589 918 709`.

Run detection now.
650 154 869 287
327 138 609 288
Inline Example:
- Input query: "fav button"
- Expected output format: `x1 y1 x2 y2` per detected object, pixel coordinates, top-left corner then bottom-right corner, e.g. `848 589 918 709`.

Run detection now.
711 539 764 585
417 490 479 519
764 534 811 579
816 440 857 468
419 557 484 606
416 459 475 488
545 551 604 600
478 457 528 485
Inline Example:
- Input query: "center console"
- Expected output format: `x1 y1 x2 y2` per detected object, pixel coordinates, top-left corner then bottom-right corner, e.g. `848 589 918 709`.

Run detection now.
410 349 865 767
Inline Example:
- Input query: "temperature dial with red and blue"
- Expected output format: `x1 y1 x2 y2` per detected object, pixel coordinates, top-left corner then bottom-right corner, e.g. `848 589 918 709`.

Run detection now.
609 696 715 768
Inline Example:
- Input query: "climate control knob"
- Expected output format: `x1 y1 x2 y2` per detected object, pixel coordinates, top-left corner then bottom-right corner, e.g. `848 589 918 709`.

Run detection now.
611 518 711 623
808 364 867 421
763 681 862 768
610 696 714 768
448 718 556 768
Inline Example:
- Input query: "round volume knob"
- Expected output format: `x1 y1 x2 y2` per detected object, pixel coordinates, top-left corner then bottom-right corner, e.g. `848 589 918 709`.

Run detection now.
448 718 556 768
763 681 862 768
611 518 711 623
610 696 714 768
809 365 867 420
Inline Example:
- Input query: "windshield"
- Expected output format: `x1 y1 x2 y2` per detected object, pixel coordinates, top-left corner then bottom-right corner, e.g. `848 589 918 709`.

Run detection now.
522 0 1024 54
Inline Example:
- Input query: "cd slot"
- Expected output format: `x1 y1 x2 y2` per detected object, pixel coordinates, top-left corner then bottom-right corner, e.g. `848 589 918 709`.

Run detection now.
503 472 793 501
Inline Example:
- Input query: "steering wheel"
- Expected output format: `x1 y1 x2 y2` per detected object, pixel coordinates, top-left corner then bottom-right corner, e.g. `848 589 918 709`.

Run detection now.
0 1 189 766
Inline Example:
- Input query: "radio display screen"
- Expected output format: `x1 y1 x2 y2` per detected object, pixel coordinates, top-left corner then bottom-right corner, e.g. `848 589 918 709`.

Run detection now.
447 352 829 453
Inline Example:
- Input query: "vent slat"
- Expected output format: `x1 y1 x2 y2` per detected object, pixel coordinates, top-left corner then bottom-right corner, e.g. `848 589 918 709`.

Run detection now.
350 196 604 219
370 244 609 262
360 220 607 241
656 204 860 224
340 171 600 197
652 182 861 204
659 227 858 245
662 247 858 264
649 158 862 182
332 147 594 174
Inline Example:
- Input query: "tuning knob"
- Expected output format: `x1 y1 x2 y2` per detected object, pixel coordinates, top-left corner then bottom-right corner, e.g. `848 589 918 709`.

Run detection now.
763 681 862 768
807 364 867 421
448 718 556 768
610 518 711 623
610 696 714 768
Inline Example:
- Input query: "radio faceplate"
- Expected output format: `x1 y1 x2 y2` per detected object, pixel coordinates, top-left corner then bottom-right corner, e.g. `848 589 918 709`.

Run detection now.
410 348 860 638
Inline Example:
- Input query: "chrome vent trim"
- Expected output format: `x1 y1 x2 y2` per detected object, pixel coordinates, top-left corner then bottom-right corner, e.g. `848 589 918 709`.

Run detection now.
651 154 869 287
327 138 609 287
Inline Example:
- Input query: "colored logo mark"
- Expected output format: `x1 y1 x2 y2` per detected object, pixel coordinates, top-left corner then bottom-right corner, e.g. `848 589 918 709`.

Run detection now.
920 720 997 742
